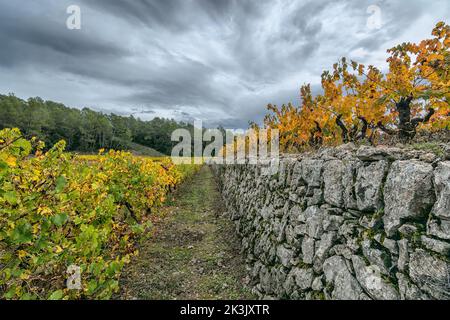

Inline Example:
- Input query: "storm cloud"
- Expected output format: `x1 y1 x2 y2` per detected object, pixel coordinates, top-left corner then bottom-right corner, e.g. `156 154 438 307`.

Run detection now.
0 0 448 128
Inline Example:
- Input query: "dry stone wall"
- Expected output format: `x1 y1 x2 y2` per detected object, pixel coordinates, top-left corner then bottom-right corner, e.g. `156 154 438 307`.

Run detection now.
212 144 450 300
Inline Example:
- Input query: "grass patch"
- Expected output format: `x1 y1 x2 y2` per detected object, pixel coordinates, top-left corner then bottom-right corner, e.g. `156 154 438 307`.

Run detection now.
409 142 445 157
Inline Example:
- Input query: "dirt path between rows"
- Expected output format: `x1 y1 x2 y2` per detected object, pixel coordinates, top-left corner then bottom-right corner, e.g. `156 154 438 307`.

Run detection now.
118 166 255 300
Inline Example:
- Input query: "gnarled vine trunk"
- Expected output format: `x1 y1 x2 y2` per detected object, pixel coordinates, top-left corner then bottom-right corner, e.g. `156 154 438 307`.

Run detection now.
396 96 415 141
377 96 436 142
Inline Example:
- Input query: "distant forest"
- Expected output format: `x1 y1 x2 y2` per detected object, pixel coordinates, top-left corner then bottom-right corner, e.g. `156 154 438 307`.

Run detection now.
0 94 203 155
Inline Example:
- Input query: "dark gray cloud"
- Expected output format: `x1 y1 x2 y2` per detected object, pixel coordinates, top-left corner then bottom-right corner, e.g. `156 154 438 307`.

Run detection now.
0 2 128 67
0 0 448 128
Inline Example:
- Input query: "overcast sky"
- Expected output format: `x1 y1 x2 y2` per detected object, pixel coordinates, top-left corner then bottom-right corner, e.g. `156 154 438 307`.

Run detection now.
0 0 448 128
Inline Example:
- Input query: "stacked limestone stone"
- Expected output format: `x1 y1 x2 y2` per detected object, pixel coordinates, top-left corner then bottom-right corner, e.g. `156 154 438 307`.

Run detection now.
213 144 450 300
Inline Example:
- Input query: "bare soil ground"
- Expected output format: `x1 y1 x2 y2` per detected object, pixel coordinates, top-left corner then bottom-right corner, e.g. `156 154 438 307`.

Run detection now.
117 166 255 300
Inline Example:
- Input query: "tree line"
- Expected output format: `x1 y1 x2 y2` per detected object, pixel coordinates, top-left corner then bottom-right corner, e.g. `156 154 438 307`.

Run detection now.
0 94 198 155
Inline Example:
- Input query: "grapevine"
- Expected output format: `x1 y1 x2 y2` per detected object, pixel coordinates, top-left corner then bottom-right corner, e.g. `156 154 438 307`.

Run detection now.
263 21 450 151
0 128 198 300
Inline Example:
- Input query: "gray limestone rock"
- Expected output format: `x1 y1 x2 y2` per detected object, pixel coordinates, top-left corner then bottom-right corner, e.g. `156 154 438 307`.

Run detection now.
398 224 419 237
303 205 325 239
323 215 345 232
352 255 400 300
301 159 323 187
285 267 314 292
323 256 370 300
323 160 345 207
420 235 450 256
356 145 402 161
409 249 450 300
312 276 324 291
396 273 429 300
313 232 337 273
292 267 315 290
276 245 294 268
361 240 392 275
383 161 435 236
355 161 388 212
307 188 324 206
301 236 315 264
342 160 363 210
432 162 450 219
427 218 450 240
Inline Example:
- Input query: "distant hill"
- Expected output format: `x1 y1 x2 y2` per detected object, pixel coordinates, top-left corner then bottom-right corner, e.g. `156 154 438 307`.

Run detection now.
128 142 165 157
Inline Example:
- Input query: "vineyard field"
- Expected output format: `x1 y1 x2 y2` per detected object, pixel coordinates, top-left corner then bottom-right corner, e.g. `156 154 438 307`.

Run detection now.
0 128 199 300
